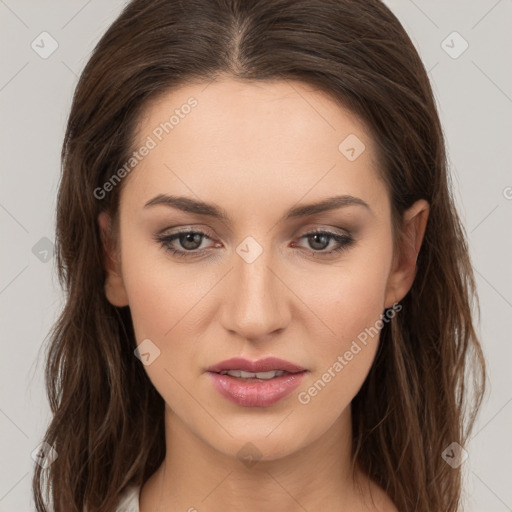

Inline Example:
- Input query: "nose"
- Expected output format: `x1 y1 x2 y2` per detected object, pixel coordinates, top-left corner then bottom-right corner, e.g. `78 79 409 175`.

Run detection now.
219 242 291 341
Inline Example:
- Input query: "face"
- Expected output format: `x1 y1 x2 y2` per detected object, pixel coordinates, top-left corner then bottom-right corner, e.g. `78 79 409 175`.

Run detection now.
99 78 427 461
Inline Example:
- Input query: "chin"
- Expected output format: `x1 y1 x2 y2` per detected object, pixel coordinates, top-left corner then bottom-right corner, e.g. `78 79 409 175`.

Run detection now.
202 419 316 464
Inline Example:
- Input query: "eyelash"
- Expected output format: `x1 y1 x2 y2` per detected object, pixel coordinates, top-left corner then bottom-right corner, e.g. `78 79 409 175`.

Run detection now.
154 228 354 259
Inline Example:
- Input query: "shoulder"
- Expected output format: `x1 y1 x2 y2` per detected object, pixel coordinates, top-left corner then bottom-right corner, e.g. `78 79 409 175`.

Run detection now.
114 484 140 512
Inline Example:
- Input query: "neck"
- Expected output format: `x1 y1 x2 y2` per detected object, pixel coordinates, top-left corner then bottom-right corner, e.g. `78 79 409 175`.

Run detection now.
139 404 384 512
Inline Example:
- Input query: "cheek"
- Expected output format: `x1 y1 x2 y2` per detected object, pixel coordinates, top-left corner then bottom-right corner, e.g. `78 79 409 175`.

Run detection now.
295 289 386 426
306 241 392 351
119 230 202 338
294 237 393 406
119 240 224 375
120 247 210 417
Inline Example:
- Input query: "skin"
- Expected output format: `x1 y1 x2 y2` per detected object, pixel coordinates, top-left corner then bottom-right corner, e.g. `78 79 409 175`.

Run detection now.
99 77 429 511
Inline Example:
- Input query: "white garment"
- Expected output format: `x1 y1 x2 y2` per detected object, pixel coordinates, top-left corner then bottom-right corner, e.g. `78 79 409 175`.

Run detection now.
114 484 140 512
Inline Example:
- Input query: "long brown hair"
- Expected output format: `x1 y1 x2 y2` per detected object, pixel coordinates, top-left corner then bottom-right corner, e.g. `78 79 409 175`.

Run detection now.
33 0 486 510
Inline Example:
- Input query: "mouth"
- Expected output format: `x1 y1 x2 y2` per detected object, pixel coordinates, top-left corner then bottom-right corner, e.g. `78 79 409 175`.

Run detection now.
216 369 295 381
205 356 306 375
205 357 307 407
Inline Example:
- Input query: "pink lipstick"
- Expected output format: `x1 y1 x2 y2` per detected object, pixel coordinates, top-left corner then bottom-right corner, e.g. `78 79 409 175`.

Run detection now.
206 357 307 407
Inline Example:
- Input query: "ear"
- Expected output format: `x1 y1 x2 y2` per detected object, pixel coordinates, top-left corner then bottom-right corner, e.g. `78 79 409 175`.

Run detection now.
384 199 429 308
98 211 129 307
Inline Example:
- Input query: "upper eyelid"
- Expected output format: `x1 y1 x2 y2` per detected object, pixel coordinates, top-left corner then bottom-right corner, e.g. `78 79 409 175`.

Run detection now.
159 226 348 237
158 227 350 245
160 227 215 241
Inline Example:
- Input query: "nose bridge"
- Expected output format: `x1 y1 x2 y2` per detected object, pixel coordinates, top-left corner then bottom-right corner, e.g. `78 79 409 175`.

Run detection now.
220 235 288 339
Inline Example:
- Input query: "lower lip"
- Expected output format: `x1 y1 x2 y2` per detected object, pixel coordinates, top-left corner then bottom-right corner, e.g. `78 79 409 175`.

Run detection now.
207 371 307 407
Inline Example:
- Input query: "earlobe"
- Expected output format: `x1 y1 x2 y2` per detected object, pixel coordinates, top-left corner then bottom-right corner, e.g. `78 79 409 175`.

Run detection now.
98 211 129 307
384 199 429 309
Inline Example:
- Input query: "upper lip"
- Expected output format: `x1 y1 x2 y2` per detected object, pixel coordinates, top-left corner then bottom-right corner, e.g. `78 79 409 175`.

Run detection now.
206 357 306 374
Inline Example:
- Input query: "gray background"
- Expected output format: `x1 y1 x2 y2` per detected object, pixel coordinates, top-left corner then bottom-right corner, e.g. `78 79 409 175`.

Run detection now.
1 1 511 510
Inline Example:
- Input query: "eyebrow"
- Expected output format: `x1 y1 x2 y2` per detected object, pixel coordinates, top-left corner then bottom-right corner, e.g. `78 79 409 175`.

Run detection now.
143 193 372 222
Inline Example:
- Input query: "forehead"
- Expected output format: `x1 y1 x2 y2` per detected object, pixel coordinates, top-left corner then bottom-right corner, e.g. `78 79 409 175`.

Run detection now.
135 78 374 156
122 78 386 217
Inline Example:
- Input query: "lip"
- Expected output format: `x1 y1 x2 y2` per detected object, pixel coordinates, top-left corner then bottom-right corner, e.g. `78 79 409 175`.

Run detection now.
206 357 307 407
205 357 306 374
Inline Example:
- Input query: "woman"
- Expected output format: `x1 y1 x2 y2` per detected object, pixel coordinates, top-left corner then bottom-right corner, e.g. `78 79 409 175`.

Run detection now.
33 0 486 511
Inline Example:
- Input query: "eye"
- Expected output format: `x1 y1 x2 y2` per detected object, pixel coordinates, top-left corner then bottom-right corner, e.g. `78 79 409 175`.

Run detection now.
154 228 354 259
154 229 216 258
294 229 355 256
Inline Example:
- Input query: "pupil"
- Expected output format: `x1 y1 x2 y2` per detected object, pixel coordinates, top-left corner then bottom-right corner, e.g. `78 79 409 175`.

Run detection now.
181 233 201 250
309 233 328 250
